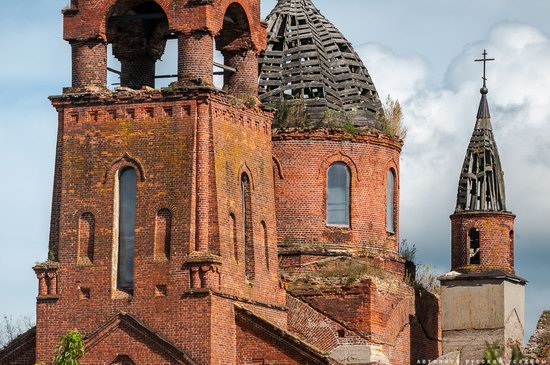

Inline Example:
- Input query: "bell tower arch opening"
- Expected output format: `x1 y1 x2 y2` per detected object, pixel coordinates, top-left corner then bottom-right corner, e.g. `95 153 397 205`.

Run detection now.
106 0 170 90
215 3 257 95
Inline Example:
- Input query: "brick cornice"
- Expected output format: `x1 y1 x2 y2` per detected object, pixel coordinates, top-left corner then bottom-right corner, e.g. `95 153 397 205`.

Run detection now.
272 128 403 151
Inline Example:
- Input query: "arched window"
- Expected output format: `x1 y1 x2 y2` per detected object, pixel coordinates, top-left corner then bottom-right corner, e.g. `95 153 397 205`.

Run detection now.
215 3 255 93
326 163 350 226
111 355 136 365
241 174 255 279
116 168 137 293
78 212 95 263
154 209 172 260
386 169 396 233
468 228 480 265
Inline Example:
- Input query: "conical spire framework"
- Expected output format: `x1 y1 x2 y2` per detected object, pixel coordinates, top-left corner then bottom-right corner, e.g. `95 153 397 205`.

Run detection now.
259 0 381 126
456 87 507 212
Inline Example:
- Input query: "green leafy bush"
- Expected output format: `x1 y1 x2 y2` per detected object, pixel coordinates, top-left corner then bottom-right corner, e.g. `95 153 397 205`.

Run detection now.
52 330 85 365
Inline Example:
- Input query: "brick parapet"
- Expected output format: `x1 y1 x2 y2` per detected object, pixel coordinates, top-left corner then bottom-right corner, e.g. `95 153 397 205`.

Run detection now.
62 0 265 50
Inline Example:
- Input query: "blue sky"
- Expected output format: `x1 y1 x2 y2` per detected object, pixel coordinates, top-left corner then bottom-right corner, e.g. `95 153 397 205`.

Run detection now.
1 0 549 343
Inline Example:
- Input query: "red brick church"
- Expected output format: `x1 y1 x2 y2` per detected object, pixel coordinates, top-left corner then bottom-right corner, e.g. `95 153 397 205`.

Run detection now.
0 0 524 364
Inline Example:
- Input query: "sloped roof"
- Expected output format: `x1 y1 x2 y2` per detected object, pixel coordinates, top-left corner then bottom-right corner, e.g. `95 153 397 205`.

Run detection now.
85 312 197 365
455 88 507 212
235 305 341 364
0 326 36 363
259 0 381 127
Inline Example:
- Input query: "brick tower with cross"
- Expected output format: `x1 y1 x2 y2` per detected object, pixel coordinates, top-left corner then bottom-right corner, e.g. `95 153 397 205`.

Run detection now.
439 50 526 362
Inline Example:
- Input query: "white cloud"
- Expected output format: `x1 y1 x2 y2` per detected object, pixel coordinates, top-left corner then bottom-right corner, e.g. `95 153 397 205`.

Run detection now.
358 21 550 338
359 44 429 103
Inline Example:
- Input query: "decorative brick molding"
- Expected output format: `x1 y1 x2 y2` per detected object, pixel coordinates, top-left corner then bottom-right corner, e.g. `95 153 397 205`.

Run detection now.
185 251 222 290
33 261 60 300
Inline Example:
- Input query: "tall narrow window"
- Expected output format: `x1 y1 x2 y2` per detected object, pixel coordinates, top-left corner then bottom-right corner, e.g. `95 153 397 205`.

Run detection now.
117 168 136 293
78 212 95 263
154 209 172 260
386 170 396 233
326 163 350 226
241 174 255 279
468 228 480 265
230 213 238 260
261 221 269 272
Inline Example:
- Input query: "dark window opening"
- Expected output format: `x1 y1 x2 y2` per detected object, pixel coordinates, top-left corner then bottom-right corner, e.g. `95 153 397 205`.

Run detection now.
262 221 269 272
111 355 136 365
230 213 238 260
241 174 255 280
117 168 137 293
468 228 480 265
215 3 251 91
106 1 169 89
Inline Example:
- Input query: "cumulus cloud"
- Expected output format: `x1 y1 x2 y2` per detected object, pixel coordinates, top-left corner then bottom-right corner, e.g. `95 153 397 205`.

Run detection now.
358 22 550 337
359 21 550 248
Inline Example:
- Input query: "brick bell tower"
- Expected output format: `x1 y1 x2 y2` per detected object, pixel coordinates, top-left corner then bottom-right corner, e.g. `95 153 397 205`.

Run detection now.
439 51 526 362
29 0 315 364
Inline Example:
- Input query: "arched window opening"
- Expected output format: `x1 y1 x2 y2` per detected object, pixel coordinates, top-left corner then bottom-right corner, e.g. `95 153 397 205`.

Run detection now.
106 1 173 90
116 168 137 293
261 221 269 272
111 355 136 365
241 174 255 279
154 209 172 260
214 4 253 92
78 212 95 263
386 169 396 234
230 213 238 260
326 162 350 226
468 228 480 265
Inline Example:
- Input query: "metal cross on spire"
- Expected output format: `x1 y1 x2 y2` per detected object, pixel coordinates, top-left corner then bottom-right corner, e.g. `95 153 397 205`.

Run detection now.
475 49 495 90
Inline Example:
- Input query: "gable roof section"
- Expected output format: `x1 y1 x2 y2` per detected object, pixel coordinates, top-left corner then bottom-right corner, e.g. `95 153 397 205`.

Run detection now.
235 305 342 365
0 326 36 364
85 312 198 365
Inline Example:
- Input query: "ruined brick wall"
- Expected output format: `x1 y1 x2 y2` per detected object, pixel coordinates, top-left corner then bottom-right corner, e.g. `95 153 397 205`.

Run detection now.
527 311 550 360
451 211 515 273
411 289 442 362
287 274 441 365
273 129 402 257
286 294 369 353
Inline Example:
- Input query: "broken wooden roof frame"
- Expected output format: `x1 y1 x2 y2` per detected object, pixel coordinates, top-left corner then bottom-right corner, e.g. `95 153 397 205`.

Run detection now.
455 50 507 212
259 0 382 127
